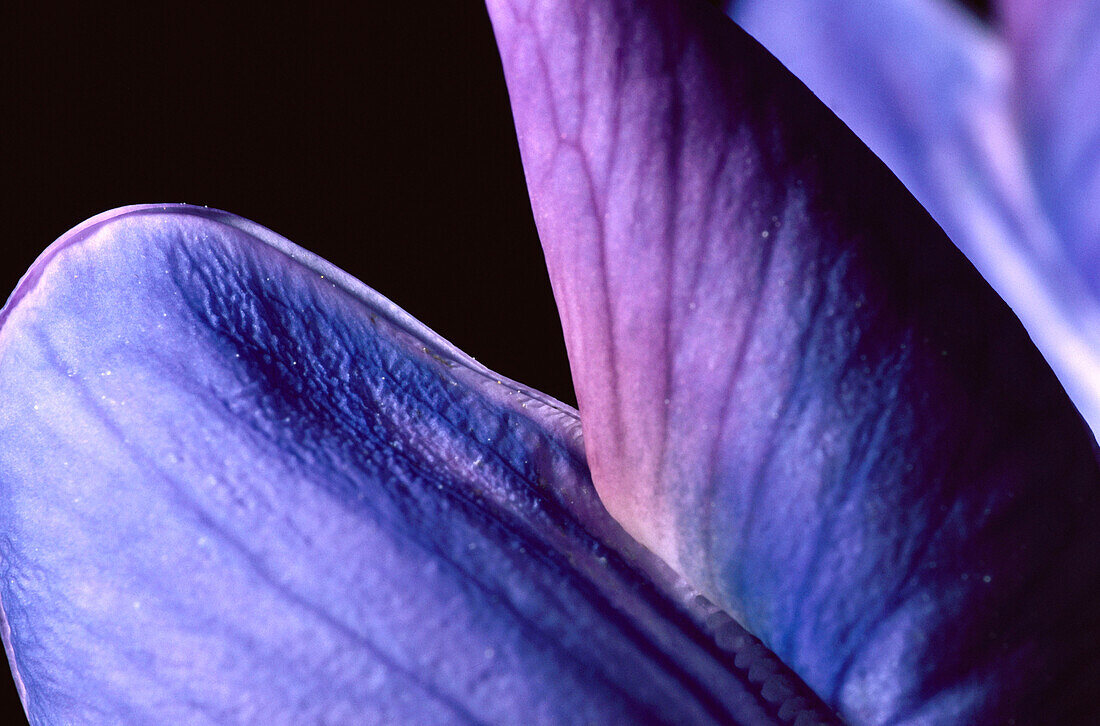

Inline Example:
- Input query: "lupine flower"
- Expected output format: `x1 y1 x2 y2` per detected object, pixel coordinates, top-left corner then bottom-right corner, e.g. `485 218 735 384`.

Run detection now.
0 2 1096 726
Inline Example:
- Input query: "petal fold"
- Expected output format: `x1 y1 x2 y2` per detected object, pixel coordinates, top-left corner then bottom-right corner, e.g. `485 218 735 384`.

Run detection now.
0 205 831 724
487 0 1100 722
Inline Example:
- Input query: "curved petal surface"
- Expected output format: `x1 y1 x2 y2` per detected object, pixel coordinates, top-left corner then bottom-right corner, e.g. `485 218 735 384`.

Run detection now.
727 0 1100 437
0 205 833 724
486 0 1100 722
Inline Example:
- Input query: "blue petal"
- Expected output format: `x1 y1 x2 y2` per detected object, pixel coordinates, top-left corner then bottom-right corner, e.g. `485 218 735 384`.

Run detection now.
0 205 830 724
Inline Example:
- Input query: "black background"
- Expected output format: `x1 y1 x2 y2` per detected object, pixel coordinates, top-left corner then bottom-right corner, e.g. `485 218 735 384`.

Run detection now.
0 0 991 721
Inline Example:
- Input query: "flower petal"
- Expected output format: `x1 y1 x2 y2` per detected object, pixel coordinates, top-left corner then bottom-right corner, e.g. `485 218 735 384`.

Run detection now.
487 0 1100 722
727 0 1100 436
728 0 1004 254
1001 0 1100 284
0 205 832 724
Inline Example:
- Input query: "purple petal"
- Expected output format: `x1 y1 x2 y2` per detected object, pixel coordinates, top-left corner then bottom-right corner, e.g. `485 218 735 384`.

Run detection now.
728 0 1100 436
0 205 833 724
487 0 1100 722
730 0 1003 242
1001 0 1100 284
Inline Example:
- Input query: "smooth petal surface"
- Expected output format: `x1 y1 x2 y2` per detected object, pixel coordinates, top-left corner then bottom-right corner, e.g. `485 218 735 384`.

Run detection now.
1001 0 1100 287
0 205 835 724
487 0 1100 722
727 0 1100 437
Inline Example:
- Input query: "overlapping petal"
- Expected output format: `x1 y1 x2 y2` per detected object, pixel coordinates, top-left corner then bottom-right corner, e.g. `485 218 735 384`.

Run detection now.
487 0 1100 722
729 0 1005 252
728 0 1100 438
0 205 834 724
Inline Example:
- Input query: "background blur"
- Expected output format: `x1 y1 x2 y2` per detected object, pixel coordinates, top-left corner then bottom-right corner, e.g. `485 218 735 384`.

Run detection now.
0 0 991 721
